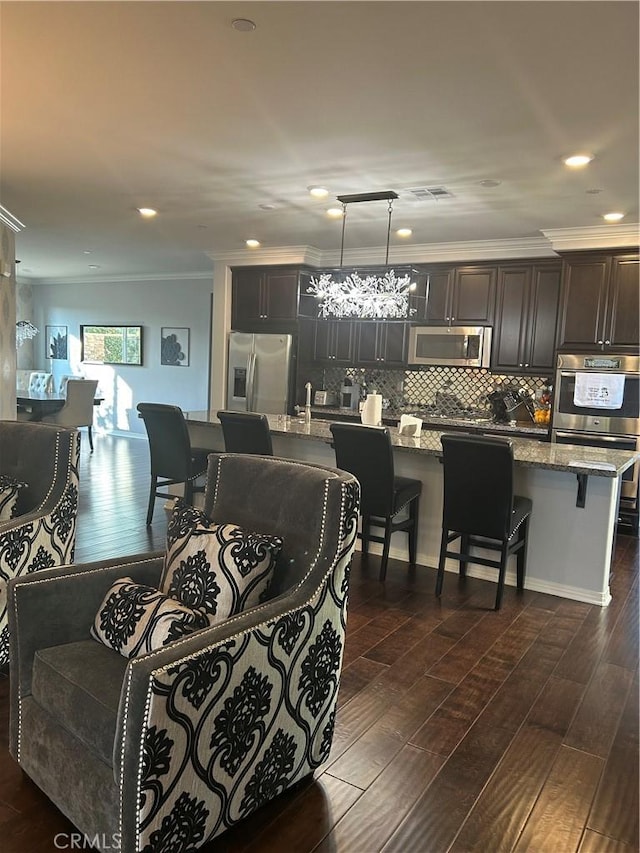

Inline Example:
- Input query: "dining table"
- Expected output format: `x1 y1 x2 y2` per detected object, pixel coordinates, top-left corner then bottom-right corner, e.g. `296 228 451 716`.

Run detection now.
16 390 104 421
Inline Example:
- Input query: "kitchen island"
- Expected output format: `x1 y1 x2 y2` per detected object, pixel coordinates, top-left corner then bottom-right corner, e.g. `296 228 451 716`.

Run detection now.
186 412 639 607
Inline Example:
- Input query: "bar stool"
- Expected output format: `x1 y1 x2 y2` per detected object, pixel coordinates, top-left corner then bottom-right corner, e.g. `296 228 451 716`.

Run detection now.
137 403 210 525
435 433 532 610
329 422 422 581
216 410 273 455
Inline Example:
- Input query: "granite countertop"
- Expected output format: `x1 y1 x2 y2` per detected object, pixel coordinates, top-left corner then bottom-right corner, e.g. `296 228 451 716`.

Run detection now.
186 412 638 478
309 405 549 437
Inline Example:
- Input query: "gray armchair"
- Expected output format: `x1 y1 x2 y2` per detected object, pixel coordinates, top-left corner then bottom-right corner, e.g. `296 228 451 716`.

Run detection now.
0 421 80 665
9 453 360 852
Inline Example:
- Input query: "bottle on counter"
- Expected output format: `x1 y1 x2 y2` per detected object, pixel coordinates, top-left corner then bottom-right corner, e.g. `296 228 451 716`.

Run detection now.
359 379 368 413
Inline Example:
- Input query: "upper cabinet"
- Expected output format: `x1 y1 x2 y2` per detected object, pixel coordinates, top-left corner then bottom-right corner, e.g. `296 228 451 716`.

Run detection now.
312 319 356 364
492 263 561 374
232 266 311 329
355 321 407 366
421 265 496 325
557 251 639 353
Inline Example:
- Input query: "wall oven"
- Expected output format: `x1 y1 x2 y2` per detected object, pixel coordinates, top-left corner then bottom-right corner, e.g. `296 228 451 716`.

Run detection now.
552 353 640 534
408 325 492 367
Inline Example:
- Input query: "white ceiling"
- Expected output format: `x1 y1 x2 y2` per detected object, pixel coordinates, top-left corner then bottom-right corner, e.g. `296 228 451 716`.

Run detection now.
1 1 638 284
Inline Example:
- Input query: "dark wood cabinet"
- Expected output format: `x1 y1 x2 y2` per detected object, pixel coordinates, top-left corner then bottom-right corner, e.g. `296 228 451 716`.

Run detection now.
423 265 495 325
423 270 453 322
231 266 304 329
557 251 639 352
608 255 640 350
313 320 355 364
355 321 407 366
492 263 561 374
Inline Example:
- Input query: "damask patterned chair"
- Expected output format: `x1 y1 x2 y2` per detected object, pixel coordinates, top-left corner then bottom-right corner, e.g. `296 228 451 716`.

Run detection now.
0 421 80 666
8 453 360 853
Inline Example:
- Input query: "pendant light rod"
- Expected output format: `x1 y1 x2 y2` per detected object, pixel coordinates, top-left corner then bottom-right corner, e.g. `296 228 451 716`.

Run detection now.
336 190 398 205
385 199 393 265
335 190 399 266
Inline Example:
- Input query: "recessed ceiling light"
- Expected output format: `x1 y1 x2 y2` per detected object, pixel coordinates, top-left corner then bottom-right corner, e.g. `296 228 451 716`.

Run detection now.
308 186 329 199
88 264 101 270
326 207 344 218
137 207 157 218
564 154 593 168
259 203 276 211
83 250 92 255
478 179 502 188
603 212 625 221
396 228 412 238
246 238 261 248
231 18 256 32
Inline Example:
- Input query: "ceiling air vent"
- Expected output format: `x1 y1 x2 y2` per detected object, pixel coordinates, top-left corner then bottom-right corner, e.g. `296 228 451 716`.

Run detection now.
406 186 454 201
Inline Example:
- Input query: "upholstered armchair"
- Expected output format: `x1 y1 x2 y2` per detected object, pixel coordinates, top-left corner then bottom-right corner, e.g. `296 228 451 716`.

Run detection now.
9 453 360 853
0 421 80 666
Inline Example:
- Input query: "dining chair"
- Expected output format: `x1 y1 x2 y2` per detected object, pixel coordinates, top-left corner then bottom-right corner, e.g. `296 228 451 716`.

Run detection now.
216 410 273 455
16 372 55 420
41 379 99 451
136 402 211 525
435 433 533 610
16 369 31 392
329 422 422 581
57 374 77 395
28 372 53 394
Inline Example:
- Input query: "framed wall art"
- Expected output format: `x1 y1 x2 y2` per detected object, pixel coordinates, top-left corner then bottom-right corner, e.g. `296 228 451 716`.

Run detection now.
46 325 68 360
161 327 190 367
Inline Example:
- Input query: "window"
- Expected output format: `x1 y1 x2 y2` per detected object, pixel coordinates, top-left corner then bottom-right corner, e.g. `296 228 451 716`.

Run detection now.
81 325 143 365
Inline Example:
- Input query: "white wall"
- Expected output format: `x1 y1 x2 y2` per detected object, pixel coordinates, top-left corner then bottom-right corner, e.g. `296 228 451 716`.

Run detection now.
32 275 213 436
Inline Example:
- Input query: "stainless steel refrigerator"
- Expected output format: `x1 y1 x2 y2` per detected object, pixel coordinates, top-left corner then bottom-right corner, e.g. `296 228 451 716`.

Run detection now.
226 331 294 414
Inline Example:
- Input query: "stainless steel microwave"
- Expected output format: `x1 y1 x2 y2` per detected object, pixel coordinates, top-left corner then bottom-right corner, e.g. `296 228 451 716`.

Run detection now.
407 325 492 367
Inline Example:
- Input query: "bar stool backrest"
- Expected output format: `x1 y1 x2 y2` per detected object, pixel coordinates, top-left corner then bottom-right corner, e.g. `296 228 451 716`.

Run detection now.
216 410 273 456
329 423 395 517
137 403 195 481
441 433 515 541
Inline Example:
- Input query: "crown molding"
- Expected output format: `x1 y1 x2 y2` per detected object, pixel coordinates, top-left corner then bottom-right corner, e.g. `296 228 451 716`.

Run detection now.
211 236 557 268
541 224 640 252
19 226 638 285
335 237 558 265
20 270 214 286
0 205 25 233
209 246 324 266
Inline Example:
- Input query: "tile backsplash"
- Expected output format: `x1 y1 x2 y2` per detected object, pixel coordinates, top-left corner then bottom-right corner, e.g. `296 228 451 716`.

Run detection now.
303 365 552 417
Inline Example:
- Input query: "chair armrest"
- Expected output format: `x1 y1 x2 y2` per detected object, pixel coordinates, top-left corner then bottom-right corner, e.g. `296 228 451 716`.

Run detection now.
8 552 164 700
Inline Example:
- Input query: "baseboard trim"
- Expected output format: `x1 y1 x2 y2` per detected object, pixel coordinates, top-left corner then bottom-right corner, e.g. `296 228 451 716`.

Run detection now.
355 543 611 607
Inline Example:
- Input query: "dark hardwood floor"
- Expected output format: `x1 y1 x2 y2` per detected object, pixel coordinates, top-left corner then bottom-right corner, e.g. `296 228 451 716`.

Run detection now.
0 433 638 852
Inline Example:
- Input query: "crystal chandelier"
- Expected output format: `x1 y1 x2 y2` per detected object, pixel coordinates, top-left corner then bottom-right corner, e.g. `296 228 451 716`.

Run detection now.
16 320 39 346
307 190 416 319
